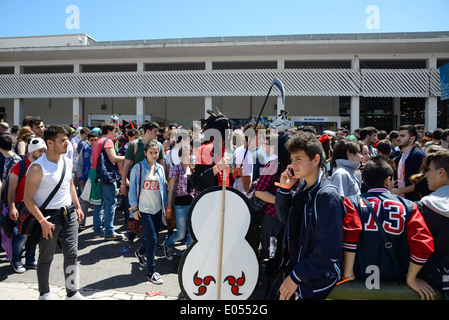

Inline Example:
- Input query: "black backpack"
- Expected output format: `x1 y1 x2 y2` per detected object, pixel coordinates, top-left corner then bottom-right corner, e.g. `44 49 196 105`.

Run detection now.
1 160 26 237
1 158 25 203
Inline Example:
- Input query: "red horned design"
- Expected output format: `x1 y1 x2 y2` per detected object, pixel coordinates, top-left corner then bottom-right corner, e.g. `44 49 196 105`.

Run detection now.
193 271 216 296
224 272 246 296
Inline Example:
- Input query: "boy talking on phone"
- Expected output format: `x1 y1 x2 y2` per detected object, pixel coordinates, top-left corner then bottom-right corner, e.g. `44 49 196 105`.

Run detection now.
269 132 345 300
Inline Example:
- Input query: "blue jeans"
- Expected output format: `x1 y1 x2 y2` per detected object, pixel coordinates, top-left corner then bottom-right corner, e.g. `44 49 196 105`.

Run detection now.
12 226 36 265
138 210 162 274
93 182 117 237
122 186 137 242
122 186 130 221
165 205 192 248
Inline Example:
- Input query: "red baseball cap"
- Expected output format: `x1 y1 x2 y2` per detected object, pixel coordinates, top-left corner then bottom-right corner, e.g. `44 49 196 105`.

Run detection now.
318 134 332 144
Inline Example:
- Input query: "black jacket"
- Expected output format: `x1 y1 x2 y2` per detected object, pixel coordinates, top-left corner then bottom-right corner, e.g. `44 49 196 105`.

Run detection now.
393 146 426 201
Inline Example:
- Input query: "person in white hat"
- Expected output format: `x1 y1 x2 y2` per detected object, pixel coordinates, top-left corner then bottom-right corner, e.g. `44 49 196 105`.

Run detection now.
27 137 47 154
8 137 47 273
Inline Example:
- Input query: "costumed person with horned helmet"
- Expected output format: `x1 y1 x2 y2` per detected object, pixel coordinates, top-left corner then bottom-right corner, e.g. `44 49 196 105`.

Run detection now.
189 108 232 193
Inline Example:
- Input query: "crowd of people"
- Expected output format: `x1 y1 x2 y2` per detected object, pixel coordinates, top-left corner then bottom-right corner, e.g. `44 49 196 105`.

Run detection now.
0 111 449 300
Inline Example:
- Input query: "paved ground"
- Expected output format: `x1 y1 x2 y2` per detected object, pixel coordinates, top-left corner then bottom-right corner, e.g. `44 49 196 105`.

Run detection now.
0 205 190 300
0 205 268 300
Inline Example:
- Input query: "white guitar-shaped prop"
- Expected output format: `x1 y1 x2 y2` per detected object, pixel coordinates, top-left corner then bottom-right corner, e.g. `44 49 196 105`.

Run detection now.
178 167 259 300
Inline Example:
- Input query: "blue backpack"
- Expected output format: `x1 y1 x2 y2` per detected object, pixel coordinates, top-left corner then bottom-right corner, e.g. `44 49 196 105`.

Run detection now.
96 139 119 184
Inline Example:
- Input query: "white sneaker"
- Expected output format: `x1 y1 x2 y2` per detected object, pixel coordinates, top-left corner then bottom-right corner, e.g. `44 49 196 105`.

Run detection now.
11 261 26 274
66 291 85 300
38 292 52 300
105 232 125 241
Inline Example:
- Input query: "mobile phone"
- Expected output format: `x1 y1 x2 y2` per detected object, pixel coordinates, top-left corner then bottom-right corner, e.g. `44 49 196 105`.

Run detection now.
290 168 295 177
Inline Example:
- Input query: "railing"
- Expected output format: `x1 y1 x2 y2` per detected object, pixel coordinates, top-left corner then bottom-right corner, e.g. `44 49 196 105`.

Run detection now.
327 280 443 300
0 68 441 99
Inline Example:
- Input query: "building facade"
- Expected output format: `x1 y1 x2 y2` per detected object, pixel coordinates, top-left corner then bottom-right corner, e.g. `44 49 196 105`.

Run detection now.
0 32 448 132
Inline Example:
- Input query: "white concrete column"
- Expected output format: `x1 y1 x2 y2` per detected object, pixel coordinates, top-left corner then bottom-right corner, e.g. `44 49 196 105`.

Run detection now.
426 56 438 131
135 62 146 126
425 97 438 131
72 63 82 127
13 99 23 126
276 59 285 115
350 96 360 133
137 62 144 72
13 65 23 126
352 55 360 70
393 97 401 129
72 98 82 128
204 96 213 119
136 97 146 127
350 56 361 133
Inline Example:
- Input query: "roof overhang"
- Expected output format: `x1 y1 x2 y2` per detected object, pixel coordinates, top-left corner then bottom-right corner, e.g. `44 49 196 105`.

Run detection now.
0 32 448 63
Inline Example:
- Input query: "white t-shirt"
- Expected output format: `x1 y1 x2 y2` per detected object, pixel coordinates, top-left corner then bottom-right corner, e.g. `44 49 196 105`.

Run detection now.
29 153 72 210
397 151 410 198
232 146 253 193
139 174 162 214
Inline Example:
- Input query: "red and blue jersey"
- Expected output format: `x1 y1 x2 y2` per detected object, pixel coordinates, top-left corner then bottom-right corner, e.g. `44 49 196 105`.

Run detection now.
343 188 434 281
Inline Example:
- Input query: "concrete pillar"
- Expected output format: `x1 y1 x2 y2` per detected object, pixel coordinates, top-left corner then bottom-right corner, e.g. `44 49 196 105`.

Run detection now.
350 96 360 133
72 98 82 128
393 97 401 129
13 65 23 126
425 97 438 131
426 57 438 131
136 62 146 126
13 99 24 126
204 97 213 119
72 64 82 127
350 56 360 133
136 97 146 127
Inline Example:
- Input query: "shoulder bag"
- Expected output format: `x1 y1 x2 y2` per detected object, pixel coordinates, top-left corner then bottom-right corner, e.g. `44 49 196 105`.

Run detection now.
18 158 67 236
360 196 403 271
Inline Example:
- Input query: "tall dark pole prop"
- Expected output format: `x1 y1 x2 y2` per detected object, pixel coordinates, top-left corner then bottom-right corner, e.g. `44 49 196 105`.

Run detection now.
240 77 285 168
254 77 285 128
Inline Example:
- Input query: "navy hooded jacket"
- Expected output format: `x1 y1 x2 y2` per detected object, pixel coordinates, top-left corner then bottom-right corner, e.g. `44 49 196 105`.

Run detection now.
275 170 345 296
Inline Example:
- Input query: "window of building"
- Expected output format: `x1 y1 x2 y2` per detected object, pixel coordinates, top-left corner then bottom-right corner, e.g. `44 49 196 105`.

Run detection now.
23 65 74 74
285 60 351 69
400 98 425 126
0 67 14 74
145 63 205 71
212 61 277 70
359 60 427 69
81 64 137 72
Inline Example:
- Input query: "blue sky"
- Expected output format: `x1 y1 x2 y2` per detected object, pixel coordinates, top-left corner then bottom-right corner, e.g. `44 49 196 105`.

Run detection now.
1 0 448 41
